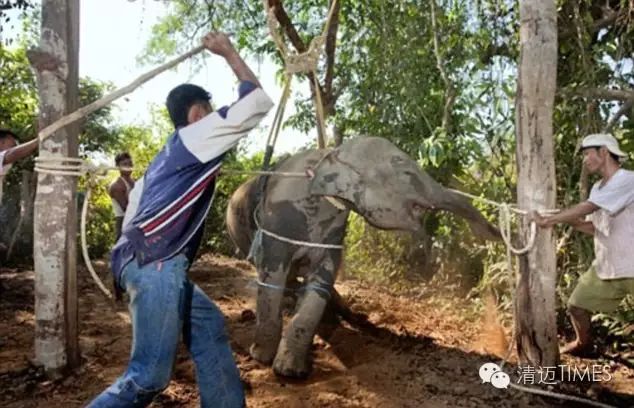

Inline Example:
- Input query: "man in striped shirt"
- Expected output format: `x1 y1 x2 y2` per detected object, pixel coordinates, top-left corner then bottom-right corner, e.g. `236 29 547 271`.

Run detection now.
88 32 273 408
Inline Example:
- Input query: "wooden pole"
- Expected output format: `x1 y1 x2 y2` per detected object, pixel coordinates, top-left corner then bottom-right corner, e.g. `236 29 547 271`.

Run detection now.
515 0 559 367
30 0 81 376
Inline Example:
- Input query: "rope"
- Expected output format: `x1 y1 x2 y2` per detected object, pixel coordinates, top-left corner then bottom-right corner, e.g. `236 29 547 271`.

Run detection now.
38 45 206 142
447 187 559 255
80 182 113 300
509 383 616 408
253 203 343 250
453 190 616 407
261 77 293 170
222 168 308 178
34 156 114 299
254 278 332 298
32 155 338 298
262 0 339 150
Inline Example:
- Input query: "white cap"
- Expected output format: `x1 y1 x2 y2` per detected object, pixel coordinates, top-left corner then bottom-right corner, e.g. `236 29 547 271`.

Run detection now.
581 133 627 157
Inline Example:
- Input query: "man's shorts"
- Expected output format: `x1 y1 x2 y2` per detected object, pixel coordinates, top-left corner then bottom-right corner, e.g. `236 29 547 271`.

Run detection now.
568 265 634 313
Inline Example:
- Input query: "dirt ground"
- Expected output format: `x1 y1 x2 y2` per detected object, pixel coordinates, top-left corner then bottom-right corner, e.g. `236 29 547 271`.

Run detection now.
1 255 633 408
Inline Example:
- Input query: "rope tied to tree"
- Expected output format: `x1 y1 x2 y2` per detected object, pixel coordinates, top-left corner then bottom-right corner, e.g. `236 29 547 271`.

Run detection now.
261 0 339 152
33 156 116 299
448 187 559 255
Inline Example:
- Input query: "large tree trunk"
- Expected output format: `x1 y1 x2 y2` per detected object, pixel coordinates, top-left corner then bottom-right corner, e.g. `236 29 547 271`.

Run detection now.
515 0 559 367
30 0 80 376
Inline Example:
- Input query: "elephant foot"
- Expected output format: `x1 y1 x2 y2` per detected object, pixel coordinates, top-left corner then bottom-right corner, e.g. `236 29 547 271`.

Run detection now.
272 340 312 379
249 342 277 365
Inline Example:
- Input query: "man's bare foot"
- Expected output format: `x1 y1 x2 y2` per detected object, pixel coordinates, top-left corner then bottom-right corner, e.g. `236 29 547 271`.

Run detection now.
561 340 593 357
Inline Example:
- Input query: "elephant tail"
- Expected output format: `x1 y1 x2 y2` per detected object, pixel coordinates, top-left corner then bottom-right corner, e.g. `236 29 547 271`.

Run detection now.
226 176 264 258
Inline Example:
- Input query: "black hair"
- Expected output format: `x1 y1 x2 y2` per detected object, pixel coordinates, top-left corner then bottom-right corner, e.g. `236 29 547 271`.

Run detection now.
583 146 621 163
115 152 132 166
0 129 18 143
165 84 212 128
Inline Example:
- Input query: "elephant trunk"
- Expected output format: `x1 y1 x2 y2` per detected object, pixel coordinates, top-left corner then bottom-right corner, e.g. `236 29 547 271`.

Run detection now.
434 189 502 241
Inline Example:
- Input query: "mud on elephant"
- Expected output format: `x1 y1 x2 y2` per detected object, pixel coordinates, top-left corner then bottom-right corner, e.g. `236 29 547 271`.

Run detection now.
226 136 500 378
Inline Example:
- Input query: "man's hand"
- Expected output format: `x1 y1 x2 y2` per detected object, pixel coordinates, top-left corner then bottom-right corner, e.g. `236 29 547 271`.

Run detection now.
202 31 262 88
532 201 599 229
202 32 235 58
3 138 39 166
532 211 554 228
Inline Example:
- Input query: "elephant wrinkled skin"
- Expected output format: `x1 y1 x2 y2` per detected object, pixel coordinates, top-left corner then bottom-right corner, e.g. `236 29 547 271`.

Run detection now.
226 136 500 378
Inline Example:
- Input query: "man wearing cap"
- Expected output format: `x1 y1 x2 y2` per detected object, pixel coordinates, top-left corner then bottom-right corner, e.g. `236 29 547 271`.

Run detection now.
534 133 634 356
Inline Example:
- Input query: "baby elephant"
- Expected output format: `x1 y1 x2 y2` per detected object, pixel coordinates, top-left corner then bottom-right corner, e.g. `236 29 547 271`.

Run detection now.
226 136 500 378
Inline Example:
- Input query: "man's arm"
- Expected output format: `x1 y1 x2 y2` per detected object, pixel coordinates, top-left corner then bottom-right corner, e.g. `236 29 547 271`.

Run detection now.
109 182 129 213
571 220 595 236
2 138 38 165
202 32 261 88
533 201 599 228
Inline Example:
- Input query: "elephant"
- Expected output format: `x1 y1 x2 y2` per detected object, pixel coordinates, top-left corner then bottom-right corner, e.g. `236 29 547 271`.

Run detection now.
226 136 500 378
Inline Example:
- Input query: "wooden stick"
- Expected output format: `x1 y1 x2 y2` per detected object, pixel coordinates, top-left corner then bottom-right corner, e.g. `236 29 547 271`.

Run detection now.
39 45 206 141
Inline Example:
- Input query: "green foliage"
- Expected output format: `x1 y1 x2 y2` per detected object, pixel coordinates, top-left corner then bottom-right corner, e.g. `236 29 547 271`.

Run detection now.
0 44 37 135
344 213 416 286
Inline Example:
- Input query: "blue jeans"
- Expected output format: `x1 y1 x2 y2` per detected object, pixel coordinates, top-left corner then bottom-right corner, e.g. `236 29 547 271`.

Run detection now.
87 254 245 407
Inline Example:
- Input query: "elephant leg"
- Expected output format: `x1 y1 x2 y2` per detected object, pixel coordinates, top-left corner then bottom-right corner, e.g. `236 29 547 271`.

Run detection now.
316 297 340 341
273 253 339 378
249 241 292 365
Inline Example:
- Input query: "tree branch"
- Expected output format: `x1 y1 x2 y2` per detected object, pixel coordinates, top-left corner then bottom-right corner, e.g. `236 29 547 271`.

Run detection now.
604 99 634 132
430 0 455 132
324 0 341 99
573 87 634 101
560 6 626 41
268 0 307 52
266 0 333 122
0 0 35 12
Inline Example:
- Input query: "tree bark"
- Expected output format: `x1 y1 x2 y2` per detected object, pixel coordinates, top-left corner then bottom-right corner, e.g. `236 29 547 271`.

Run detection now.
515 0 559 367
30 0 80 376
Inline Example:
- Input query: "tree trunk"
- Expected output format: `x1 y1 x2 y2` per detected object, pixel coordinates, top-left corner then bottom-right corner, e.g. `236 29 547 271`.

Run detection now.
515 0 559 367
30 0 80 376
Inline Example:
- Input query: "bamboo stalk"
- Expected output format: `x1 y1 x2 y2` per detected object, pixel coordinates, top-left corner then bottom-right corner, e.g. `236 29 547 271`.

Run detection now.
39 45 206 141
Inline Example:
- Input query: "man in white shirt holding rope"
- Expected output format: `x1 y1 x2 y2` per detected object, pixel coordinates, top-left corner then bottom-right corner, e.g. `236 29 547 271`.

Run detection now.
534 133 634 356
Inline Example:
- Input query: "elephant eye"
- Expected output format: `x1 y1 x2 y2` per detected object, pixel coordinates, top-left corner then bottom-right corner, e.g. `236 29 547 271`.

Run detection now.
391 156 406 165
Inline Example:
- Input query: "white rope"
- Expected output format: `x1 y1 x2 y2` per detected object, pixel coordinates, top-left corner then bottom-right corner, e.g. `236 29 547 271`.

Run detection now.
33 156 114 299
498 203 537 256
81 185 113 299
448 187 559 255
222 169 308 178
454 190 616 407
253 205 343 250
262 0 338 149
508 383 616 408
38 45 206 142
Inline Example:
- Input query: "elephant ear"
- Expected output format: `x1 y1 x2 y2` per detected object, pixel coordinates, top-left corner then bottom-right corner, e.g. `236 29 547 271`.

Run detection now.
309 152 364 208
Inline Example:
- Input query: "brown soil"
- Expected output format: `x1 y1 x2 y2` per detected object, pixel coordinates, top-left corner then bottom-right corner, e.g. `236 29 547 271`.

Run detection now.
1 255 633 407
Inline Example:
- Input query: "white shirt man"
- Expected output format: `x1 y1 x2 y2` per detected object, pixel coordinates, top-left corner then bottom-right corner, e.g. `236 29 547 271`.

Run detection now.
535 133 634 356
